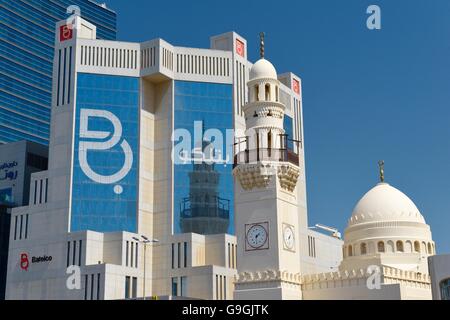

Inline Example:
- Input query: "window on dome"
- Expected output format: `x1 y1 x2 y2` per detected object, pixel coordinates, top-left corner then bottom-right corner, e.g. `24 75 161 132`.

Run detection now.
348 245 353 257
255 85 259 101
360 243 367 255
377 241 385 253
414 241 420 252
427 243 432 254
396 241 404 252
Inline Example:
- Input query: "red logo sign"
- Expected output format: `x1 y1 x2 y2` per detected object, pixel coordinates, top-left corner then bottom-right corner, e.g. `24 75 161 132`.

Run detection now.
20 253 29 271
236 39 245 57
59 25 73 42
292 79 300 94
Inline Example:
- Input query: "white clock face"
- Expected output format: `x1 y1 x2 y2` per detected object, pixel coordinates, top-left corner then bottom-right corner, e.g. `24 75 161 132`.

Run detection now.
283 225 295 250
247 225 268 249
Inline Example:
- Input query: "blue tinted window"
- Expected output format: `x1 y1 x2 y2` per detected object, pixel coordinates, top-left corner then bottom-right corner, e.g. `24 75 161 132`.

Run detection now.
71 73 139 233
284 115 294 150
174 81 234 235
0 0 116 145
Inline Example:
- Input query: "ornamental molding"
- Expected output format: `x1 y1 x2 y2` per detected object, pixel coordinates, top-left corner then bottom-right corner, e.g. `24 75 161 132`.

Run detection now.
247 77 281 87
233 163 300 192
347 211 426 226
235 269 302 285
301 266 430 287
244 101 285 114
277 164 300 192
233 163 275 190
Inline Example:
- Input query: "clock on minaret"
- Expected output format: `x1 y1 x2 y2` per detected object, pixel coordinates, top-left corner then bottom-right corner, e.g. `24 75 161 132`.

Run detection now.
245 222 269 251
283 223 295 252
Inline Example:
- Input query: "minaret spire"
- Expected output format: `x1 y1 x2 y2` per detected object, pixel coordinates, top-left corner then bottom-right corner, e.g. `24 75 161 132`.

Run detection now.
259 32 265 59
378 160 385 182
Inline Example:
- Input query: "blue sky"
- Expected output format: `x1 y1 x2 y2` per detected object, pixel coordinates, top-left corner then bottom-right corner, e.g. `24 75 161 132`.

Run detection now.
103 0 450 253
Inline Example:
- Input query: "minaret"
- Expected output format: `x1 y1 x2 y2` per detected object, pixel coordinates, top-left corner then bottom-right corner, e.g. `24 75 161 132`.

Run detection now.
180 139 230 235
233 34 302 300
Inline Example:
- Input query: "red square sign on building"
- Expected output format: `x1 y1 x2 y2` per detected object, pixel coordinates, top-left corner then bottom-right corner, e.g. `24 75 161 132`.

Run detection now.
60 25 73 42
292 79 300 94
236 39 245 57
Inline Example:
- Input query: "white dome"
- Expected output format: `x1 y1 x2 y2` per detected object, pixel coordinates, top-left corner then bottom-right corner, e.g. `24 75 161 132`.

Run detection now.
342 182 434 274
249 58 277 80
348 182 426 226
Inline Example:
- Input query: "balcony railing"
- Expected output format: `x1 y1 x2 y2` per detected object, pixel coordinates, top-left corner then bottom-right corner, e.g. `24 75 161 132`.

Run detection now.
233 147 299 168
180 196 230 220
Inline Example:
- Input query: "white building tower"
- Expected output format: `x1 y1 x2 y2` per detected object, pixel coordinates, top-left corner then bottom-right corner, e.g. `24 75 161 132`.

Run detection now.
233 34 302 300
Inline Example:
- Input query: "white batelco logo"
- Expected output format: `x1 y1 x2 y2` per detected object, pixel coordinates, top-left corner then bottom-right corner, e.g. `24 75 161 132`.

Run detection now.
79 109 133 195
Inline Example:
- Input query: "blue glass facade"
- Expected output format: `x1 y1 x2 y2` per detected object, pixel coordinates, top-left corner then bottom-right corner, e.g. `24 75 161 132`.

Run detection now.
0 0 116 145
284 115 294 150
71 73 139 233
173 81 234 235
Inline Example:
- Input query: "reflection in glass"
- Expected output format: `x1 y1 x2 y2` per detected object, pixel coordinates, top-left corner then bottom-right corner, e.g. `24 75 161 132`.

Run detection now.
174 81 234 235
180 140 230 235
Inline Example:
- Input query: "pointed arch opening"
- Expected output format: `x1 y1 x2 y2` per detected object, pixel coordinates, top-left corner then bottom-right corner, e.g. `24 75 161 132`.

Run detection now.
360 243 367 255
377 241 385 253
265 83 271 101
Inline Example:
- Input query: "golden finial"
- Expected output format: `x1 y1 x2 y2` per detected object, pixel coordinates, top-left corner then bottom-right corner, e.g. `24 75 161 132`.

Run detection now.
378 160 385 183
259 32 265 59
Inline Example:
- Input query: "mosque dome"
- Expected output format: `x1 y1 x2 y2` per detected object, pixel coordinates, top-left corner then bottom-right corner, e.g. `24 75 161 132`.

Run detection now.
249 58 277 81
341 165 435 269
347 182 426 227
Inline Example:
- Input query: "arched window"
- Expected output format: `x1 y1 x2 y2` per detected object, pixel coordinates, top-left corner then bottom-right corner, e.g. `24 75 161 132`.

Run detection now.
405 241 413 253
360 243 367 255
275 86 279 101
387 240 394 253
268 131 272 149
265 84 271 101
348 245 353 257
377 241 385 253
428 243 433 254
396 241 404 252
414 241 420 252
255 85 259 101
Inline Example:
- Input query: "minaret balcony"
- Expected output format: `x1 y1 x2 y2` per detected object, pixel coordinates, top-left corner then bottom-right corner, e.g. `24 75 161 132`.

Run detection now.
233 147 299 169
243 101 285 120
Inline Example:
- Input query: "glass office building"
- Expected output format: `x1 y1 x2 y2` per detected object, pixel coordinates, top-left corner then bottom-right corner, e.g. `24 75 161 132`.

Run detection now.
173 81 234 235
0 0 116 145
71 73 139 233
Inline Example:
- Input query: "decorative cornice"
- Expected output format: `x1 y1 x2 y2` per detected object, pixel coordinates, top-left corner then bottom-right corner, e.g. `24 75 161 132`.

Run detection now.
235 269 302 285
247 77 281 86
233 163 300 192
244 101 285 119
301 266 430 286
277 164 300 192
233 163 275 190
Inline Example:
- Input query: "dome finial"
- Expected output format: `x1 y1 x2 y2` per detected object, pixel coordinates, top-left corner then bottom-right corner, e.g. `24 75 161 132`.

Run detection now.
259 32 265 59
378 160 385 182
